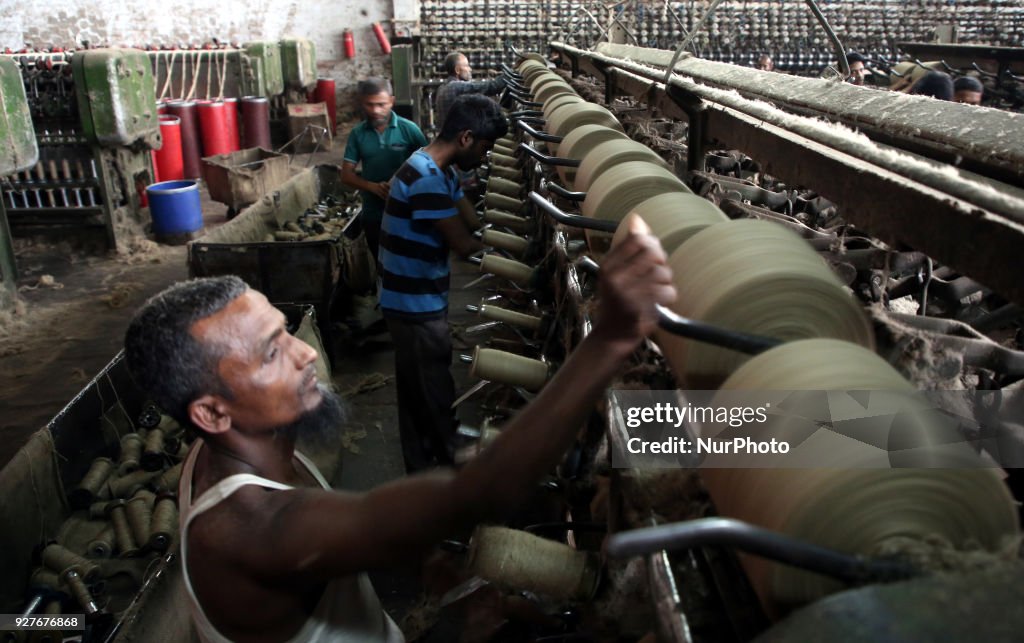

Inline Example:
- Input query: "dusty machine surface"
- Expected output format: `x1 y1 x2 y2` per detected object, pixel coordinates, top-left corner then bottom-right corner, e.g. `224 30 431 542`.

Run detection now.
407 38 1024 642
1 48 159 252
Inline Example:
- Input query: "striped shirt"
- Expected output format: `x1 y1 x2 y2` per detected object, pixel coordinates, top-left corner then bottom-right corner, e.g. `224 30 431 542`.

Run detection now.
379 150 463 319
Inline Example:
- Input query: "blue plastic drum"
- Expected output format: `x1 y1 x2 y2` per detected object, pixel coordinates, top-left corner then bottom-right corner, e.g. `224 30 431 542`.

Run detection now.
146 180 202 235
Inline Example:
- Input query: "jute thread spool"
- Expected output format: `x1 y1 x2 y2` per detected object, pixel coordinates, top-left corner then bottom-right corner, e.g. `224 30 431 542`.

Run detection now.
470 347 549 391
141 428 166 471
41 543 100 583
483 210 531 234
478 304 543 331
480 254 535 286
117 433 144 475
703 339 1019 616
486 176 521 198
489 152 519 168
468 526 600 601
658 219 874 389
30 567 63 591
482 229 529 255
574 139 668 192
149 493 178 552
610 192 728 257
493 143 516 156
106 500 141 557
125 490 156 547
87 524 116 559
154 461 184 492
70 457 115 509
488 164 522 181
88 502 110 520
485 193 523 213
556 124 628 188
108 469 161 499
61 569 99 618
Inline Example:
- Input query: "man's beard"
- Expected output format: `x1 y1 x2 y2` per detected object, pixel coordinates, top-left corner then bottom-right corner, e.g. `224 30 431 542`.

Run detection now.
273 383 347 453
369 115 389 128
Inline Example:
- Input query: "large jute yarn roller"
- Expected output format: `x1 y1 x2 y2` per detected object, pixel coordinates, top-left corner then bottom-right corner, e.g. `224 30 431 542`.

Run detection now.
574 138 669 192
482 229 530 255
468 526 601 602
480 253 535 286
470 347 549 391
534 80 576 106
492 142 517 156
483 209 532 233
545 102 623 139
477 303 544 331
486 176 522 198
657 219 874 389
702 338 1020 616
555 124 629 188
610 192 728 257
543 93 584 121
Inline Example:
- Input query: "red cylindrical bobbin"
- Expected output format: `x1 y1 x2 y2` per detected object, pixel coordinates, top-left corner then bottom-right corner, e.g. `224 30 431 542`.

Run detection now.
154 114 185 181
313 78 337 136
166 100 202 179
223 97 240 152
196 100 232 157
240 96 272 150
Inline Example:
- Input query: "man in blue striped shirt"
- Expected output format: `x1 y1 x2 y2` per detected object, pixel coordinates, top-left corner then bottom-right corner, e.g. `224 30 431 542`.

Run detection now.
380 94 508 472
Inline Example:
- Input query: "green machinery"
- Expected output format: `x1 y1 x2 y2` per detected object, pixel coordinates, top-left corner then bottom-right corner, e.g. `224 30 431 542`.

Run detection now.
1 48 159 252
0 55 35 309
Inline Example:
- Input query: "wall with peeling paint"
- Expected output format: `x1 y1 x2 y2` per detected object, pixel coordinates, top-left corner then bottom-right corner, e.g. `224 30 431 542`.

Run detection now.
0 0 396 116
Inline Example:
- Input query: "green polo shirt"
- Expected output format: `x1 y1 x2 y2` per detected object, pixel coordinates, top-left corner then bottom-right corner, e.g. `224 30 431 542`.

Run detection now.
343 112 428 223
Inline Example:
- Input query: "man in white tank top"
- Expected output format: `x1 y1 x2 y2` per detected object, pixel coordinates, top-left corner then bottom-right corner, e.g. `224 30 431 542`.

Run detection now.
123 216 676 643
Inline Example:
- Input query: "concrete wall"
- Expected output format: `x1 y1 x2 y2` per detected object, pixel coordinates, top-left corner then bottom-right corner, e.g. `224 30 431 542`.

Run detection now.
0 0 396 117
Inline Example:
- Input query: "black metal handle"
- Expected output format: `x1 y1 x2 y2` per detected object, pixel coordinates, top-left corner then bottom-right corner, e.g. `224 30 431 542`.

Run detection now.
574 255 782 356
517 121 563 143
528 191 617 232
507 109 543 118
544 180 587 202
606 518 915 585
518 143 581 167
500 63 522 79
505 77 527 92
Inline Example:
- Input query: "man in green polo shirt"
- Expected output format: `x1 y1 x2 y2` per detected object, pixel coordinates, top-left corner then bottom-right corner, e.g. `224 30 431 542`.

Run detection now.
341 78 428 259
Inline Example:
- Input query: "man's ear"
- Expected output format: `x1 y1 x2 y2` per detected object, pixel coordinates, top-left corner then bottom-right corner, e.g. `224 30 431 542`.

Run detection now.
188 395 232 436
458 130 474 149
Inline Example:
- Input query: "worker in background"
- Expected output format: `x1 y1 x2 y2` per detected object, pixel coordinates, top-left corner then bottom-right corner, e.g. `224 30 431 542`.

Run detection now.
909 71 955 101
123 218 674 643
434 52 507 127
756 53 774 72
341 78 428 260
845 51 869 86
379 94 506 472
954 76 985 105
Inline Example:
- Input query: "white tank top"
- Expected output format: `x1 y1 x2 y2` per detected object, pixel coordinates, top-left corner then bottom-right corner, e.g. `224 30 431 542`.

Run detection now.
179 443 405 643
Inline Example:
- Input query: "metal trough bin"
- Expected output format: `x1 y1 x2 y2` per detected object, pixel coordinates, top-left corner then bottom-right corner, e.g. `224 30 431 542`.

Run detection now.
202 146 294 216
188 165 357 361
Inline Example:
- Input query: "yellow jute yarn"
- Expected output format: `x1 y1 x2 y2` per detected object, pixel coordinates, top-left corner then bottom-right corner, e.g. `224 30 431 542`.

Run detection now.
470 347 549 391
